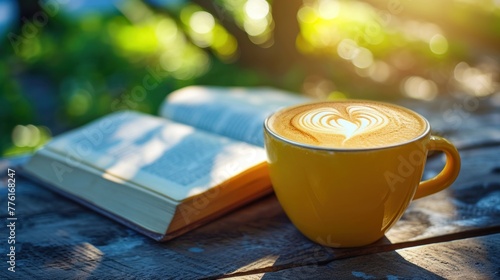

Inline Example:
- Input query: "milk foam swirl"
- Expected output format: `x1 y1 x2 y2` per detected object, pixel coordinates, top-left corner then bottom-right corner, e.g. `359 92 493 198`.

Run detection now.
268 101 427 149
296 105 390 142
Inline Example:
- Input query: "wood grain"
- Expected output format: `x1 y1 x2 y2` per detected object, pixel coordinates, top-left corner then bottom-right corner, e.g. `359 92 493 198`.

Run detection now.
0 144 499 279
246 233 500 279
0 97 499 279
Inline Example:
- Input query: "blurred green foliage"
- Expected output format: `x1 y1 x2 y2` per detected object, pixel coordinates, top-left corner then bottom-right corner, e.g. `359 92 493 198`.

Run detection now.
1 0 499 156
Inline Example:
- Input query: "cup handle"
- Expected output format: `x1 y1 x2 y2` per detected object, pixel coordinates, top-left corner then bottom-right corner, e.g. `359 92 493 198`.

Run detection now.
413 135 461 200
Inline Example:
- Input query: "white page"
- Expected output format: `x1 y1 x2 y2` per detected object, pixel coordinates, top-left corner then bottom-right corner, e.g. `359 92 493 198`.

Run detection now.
159 86 310 147
45 111 266 201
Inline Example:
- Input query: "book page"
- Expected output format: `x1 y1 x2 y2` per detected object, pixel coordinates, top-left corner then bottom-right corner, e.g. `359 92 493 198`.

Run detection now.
44 111 266 201
159 86 310 147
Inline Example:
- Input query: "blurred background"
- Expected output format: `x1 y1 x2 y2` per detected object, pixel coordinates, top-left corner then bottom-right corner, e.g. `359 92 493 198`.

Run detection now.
1 0 499 156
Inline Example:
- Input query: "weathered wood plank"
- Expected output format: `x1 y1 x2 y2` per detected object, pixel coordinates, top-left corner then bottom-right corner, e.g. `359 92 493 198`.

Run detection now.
0 146 499 279
0 98 499 279
246 233 500 280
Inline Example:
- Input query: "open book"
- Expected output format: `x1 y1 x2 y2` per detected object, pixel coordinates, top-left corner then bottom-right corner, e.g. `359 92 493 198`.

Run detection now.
23 86 308 241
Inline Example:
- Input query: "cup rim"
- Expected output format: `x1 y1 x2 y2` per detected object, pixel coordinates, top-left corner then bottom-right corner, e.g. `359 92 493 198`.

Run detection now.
264 100 431 152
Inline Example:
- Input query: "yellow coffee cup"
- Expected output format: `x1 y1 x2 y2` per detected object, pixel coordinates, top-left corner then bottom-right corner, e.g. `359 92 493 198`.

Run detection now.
264 100 460 247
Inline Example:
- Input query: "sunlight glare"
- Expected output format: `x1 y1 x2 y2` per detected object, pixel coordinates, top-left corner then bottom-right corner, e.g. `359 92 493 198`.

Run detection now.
352 47 373 69
244 0 269 20
156 18 178 45
368 61 392 83
12 125 40 147
403 20 442 43
244 17 269 36
211 26 238 58
229 255 279 274
190 11 215 34
337 39 358 60
453 62 495 96
318 0 340 19
419 23 441 42
114 24 158 54
429 34 448 55
403 76 438 101
297 6 317 24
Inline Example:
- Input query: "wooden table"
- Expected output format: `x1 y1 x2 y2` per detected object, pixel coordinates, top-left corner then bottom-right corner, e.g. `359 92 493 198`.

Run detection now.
1 95 500 279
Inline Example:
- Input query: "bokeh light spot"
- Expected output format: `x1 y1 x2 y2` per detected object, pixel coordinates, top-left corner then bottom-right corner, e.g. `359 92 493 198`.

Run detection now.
352 47 373 69
156 18 179 45
244 17 269 36
297 6 317 24
190 11 215 34
403 76 438 101
429 34 448 55
12 125 41 147
368 61 392 83
337 39 358 60
318 0 340 19
67 90 92 116
244 0 269 20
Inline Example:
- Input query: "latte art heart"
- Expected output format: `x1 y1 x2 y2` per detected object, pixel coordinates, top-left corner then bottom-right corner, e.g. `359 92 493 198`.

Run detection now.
267 101 427 149
297 106 390 142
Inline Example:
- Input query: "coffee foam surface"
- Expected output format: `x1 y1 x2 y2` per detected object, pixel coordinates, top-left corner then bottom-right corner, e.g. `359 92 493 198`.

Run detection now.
267 101 427 149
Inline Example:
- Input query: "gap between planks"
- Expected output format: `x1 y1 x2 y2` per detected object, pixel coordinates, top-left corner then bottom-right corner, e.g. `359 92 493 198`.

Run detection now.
204 225 500 280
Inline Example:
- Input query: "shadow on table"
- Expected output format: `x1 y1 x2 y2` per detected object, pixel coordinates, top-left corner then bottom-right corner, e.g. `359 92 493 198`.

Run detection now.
260 242 446 279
